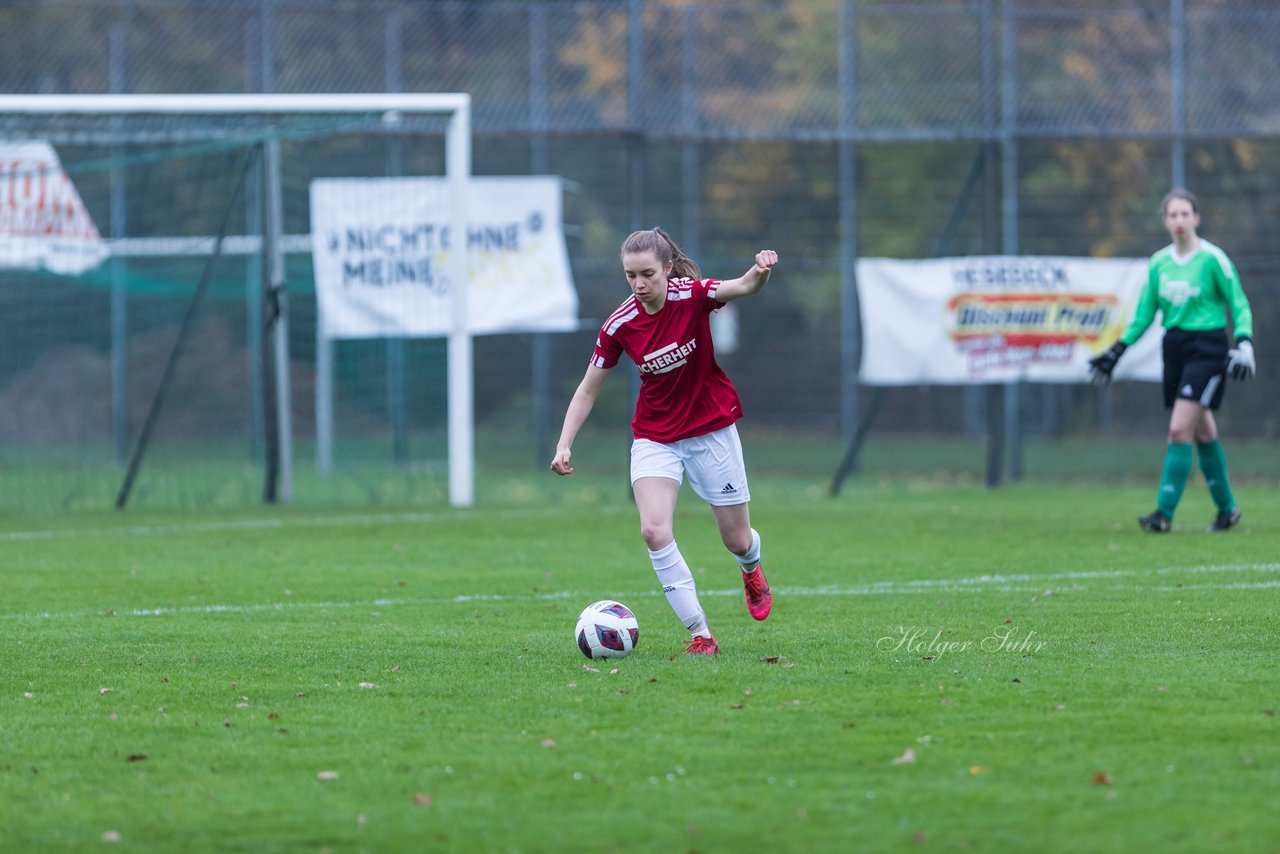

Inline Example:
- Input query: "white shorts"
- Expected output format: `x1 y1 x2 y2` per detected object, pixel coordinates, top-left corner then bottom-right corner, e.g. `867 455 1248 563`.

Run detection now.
630 424 750 506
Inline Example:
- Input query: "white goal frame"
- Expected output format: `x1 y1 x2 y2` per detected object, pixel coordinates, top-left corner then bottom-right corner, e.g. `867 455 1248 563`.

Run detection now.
0 93 475 507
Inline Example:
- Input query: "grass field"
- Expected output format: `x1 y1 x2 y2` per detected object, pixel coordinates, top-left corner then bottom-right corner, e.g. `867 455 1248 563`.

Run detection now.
2 434 1279 851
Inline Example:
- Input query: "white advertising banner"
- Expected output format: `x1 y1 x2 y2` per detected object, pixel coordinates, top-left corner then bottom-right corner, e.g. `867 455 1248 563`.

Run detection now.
856 255 1162 385
310 176 578 339
0 141 108 275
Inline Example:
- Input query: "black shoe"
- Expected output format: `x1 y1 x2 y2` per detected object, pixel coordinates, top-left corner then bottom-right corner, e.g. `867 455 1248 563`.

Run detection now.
1209 508 1242 532
1138 511 1172 533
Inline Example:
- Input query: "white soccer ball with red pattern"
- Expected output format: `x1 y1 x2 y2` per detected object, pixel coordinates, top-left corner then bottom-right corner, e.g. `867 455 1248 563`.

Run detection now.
575 600 640 660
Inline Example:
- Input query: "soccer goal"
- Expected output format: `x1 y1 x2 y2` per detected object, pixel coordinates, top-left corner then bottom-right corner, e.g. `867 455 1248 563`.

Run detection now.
0 93 476 509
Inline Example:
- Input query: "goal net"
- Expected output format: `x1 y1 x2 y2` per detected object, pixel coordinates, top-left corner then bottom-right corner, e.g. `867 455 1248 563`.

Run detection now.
0 94 473 512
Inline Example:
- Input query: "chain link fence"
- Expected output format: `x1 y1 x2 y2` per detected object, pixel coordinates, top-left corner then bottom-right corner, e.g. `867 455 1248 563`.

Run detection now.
1 0 1277 508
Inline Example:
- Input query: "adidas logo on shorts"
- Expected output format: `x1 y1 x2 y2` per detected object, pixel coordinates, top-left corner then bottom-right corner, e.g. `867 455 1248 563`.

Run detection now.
721 482 737 495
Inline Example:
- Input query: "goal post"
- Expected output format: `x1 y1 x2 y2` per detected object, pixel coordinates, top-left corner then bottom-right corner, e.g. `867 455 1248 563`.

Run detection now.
0 93 475 508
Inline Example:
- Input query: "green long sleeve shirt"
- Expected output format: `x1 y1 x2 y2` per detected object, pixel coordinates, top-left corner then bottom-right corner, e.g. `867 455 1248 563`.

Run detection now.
1121 239 1254 346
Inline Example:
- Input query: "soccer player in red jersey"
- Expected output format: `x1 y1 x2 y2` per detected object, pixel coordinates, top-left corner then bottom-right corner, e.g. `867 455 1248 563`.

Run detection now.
551 228 777 655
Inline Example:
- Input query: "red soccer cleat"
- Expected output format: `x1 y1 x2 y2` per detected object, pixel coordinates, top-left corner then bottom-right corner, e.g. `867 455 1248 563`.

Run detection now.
742 564 772 621
684 635 720 655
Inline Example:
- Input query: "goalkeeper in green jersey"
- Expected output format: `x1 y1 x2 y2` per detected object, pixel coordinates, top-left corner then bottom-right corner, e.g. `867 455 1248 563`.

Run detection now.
1089 189 1255 533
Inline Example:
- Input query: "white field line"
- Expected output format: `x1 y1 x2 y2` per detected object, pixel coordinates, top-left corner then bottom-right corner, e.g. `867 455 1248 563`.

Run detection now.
3 563 1277 623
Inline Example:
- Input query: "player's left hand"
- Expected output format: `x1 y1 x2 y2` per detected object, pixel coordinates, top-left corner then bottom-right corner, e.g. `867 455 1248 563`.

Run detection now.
550 447 575 476
754 250 778 273
1227 338 1256 381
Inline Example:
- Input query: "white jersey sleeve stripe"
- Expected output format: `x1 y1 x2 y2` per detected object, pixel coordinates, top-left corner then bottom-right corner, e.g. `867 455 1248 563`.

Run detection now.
605 307 640 336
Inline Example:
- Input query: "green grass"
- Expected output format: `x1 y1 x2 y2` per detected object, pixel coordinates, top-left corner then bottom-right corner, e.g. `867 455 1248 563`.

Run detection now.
4 426 1280 515
2 467 1278 851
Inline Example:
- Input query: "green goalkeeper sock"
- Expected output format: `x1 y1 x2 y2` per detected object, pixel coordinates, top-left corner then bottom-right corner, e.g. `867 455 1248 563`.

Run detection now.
1156 443 1193 520
1196 439 1237 512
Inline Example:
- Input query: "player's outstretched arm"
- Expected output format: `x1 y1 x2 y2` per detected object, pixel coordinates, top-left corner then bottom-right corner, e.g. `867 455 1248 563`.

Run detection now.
715 249 778 303
1088 341 1127 386
551 364 611 476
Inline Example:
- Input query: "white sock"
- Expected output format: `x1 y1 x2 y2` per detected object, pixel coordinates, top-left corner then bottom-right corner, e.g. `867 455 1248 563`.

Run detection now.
735 528 762 573
649 541 710 638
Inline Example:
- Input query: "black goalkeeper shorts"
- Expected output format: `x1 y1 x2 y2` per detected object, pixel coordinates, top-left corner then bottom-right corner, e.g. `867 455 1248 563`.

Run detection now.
1161 327 1229 410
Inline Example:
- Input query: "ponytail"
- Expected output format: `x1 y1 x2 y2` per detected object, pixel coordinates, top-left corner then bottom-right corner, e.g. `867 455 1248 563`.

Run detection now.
620 227 701 280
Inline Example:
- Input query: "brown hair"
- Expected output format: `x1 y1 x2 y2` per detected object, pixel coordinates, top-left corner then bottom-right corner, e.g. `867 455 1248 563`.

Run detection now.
1160 188 1199 217
620 227 701 279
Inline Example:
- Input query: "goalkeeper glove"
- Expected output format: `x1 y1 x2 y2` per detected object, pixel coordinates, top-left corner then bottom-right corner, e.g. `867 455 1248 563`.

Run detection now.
1088 341 1127 386
1227 337 1256 381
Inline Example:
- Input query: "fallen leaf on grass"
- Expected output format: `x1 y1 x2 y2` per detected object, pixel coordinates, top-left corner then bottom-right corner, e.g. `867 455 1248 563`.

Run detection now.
891 748 916 765
761 656 789 665
99 687 113 695
317 770 340 781
413 792 433 806
359 682 378 690
968 766 986 775
582 664 599 673
540 739 556 748
126 754 148 763
1092 772 1113 785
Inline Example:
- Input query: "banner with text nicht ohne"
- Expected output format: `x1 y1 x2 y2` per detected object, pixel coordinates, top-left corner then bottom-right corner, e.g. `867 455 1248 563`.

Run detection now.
310 176 578 339
0 141 108 276
856 256 1161 385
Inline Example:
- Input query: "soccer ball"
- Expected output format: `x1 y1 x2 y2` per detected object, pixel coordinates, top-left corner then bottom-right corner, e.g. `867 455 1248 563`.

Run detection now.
574 600 640 660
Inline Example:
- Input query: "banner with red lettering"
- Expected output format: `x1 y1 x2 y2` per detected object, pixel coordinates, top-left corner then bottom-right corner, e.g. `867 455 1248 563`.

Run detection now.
856 256 1162 385
0 141 108 275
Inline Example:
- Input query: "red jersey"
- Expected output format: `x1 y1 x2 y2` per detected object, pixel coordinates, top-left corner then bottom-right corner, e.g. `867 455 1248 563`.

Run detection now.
591 277 743 443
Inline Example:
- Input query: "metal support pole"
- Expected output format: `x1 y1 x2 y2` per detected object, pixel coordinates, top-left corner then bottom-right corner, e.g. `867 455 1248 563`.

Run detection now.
626 0 645 429
530 3 553 469
243 15 265 462
108 25 129 466
264 137 293 503
385 4 408 464
446 104 474 507
1170 0 1186 190
1000 0 1022 484
838 0 860 443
